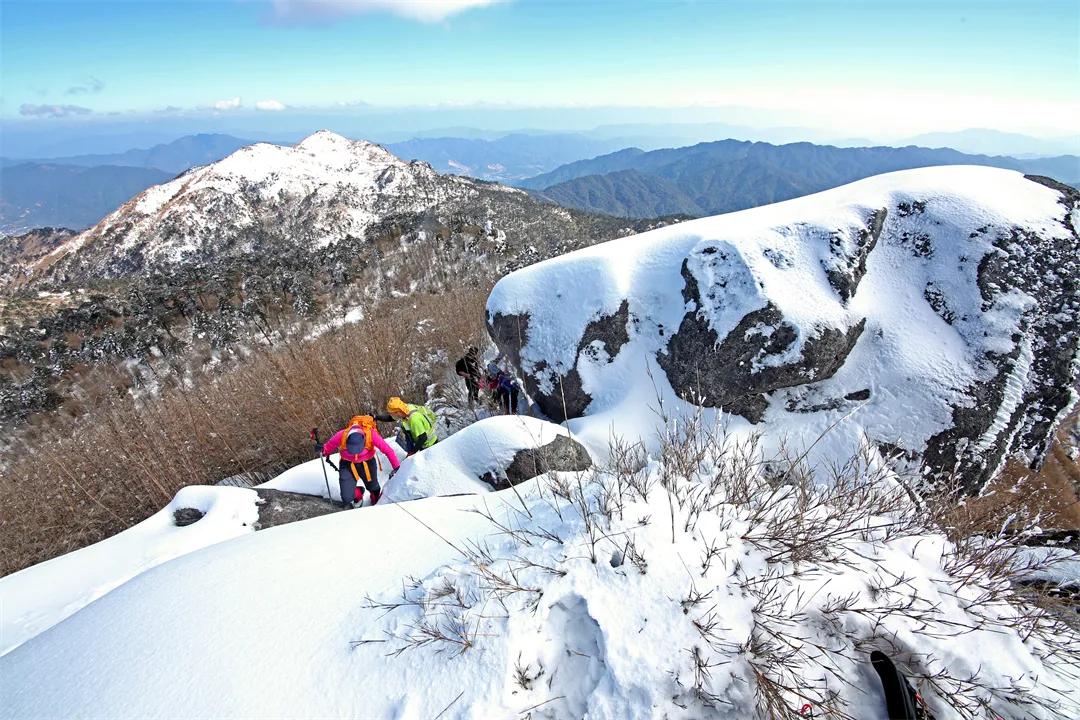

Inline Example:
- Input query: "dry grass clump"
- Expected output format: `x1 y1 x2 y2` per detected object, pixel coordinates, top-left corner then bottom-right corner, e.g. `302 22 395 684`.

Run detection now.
0 288 489 576
360 407 1080 719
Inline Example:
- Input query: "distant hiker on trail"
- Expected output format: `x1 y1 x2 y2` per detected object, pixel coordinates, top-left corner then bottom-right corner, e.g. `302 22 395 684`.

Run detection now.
455 346 484 409
380 396 438 456
321 415 400 509
487 362 521 415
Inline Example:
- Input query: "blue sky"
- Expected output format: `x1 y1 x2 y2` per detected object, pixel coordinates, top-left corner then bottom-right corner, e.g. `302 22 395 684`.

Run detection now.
2 0 1078 138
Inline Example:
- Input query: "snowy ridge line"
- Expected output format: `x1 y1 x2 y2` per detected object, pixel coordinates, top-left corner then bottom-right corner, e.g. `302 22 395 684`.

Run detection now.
488 165 1080 492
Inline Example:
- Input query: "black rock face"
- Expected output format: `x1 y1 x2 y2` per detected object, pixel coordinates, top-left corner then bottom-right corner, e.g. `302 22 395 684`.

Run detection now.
488 301 631 422
921 183 1080 492
253 488 342 529
822 208 887 302
173 507 205 527
480 434 593 490
658 258 865 421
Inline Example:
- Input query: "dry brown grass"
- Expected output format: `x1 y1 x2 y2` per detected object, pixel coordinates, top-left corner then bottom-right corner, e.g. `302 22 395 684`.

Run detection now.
0 288 490 576
947 409 1080 533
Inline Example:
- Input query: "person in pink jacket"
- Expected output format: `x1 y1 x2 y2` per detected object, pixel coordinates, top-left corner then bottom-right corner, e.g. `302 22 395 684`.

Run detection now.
321 415 401 508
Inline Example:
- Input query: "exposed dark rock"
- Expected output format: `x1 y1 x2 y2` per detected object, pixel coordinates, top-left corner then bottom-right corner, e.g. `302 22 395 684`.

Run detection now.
726 393 770 424
579 300 630 363
823 208 887 301
659 259 865 411
924 282 956 325
922 179 1079 493
253 488 342 529
173 508 204 527
896 200 926 217
844 389 871 402
488 302 631 421
480 434 592 490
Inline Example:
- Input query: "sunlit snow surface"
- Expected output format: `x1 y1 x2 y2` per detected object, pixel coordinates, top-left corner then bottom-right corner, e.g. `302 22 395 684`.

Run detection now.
3 167 1077 719
489 165 1075 471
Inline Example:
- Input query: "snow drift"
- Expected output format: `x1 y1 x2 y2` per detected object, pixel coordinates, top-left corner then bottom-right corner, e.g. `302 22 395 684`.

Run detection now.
4 167 1078 720
487 166 1080 492
0 416 582 656
3 415 1078 719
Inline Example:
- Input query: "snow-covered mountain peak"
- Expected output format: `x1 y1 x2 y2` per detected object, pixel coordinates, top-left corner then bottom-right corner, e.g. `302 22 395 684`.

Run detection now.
34 132 484 277
296 129 366 152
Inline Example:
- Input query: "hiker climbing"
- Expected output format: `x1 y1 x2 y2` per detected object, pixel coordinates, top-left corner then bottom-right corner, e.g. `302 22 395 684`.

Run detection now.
455 346 484 409
487 361 521 415
321 415 400 509
379 396 438 456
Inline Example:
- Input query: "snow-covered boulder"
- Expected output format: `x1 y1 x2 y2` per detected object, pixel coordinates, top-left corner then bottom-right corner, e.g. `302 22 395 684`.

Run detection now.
487 167 1079 491
384 415 591 502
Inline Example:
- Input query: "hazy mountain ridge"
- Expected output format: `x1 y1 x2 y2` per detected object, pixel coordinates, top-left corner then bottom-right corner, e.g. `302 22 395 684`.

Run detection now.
521 139 1080 218
0 163 174 234
5 134 257 174
385 133 630 181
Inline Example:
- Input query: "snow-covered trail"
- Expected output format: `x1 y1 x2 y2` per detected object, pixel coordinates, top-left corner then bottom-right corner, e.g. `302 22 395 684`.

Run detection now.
0 416 572 658
0 486 259 657
1 494 498 719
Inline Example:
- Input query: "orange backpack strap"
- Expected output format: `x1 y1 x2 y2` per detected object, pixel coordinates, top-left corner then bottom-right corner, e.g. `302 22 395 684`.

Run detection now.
358 416 383 470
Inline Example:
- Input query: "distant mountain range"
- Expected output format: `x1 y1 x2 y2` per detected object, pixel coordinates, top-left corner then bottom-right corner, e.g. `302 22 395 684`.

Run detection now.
4 130 1078 234
385 134 629 182
519 141 1080 218
899 129 1080 158
0 163 174 234
15 133 257 174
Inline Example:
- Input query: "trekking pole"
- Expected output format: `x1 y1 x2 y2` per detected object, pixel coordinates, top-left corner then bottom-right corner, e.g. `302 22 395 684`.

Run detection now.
310 427 335 501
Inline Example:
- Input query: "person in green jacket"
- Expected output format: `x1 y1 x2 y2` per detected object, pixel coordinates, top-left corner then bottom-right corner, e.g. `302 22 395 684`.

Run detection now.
382 396 438 456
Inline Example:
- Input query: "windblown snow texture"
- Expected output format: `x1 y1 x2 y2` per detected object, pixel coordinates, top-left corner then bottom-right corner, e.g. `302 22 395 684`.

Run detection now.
487 166 1080 492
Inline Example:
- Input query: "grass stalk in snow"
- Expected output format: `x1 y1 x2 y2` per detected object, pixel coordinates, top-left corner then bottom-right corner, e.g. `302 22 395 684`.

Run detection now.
361 415 1080 719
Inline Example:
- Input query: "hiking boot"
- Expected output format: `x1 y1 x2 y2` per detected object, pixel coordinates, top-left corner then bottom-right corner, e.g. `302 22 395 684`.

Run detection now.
370 491 382 506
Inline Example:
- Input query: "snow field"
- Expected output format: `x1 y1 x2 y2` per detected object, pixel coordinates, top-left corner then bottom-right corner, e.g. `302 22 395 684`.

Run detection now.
0 485 258 656
490 165 1075 480
5 413 1077 718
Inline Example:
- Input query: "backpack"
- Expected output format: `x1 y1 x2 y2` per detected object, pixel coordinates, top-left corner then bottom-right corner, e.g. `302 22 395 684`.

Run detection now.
340 415 377 454
416 405 437 430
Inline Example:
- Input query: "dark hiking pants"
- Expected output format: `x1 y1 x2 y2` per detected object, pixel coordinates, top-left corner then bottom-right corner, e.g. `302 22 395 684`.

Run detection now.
338 458 381 508
464 377 480 407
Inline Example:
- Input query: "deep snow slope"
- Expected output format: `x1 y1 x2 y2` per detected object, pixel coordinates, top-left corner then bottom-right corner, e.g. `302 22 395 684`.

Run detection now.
487 166 1080 492
3 415 1078 719
0 416 575 656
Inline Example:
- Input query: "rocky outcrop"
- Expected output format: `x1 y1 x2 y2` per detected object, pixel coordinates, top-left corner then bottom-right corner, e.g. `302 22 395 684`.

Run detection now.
658 260 866 413
488 301 630 421
253 489 342 529
173 489 344 531
487 167 1080 494
480 434 592 489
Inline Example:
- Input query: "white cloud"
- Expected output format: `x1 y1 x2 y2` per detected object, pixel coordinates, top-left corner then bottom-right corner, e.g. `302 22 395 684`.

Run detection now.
255 99 287 111
213 97 242 110
269 0 503 23
19 103 93 118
